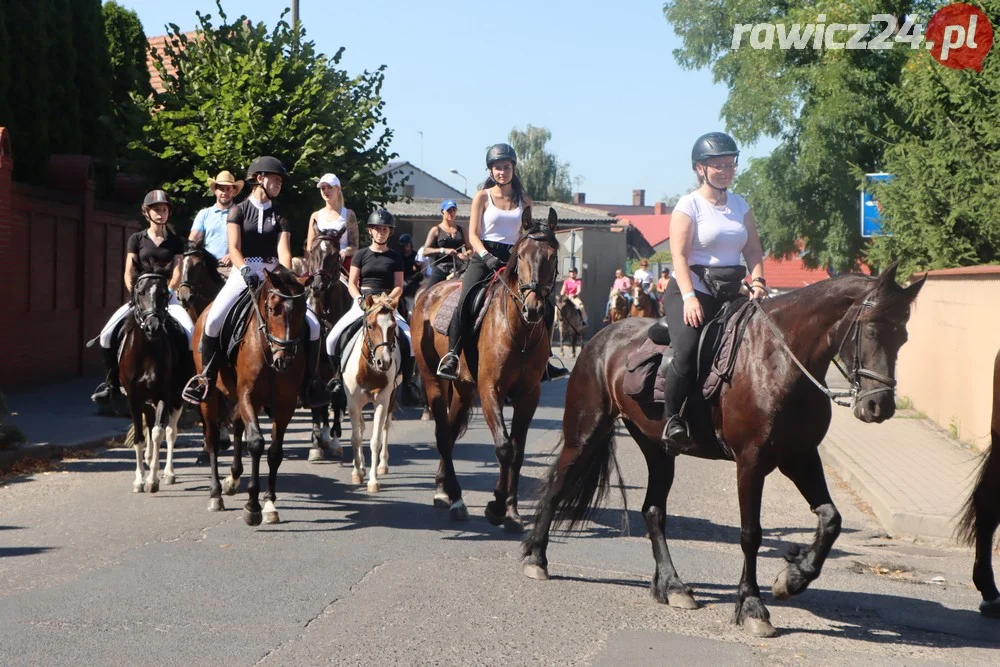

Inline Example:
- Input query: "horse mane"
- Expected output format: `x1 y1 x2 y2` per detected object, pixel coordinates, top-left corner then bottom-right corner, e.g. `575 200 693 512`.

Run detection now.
505 222 559 279
263 264 305 296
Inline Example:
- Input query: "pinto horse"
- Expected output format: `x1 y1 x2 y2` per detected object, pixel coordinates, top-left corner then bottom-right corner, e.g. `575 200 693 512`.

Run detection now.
119 260 193 493
412 207 559 527
343 294 403 493
608 291 630 323
957 349 1000 618
554 294 585 357
301 230 351 463
523 263 924 637
630 284 657 318
192 267 309 526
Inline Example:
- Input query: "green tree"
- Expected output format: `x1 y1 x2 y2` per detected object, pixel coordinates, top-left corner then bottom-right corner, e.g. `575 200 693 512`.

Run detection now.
508 124 574 202
103 1 152 174
72 0 113 162
663 0 936 271
0 2 10 124
141 3 395 247
48 0 82 154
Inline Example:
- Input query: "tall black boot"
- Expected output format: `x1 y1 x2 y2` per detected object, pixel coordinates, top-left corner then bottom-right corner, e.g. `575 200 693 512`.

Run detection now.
541 301 569 381
90 346 120 405
661 360 694 450
303 339 331 408
437 314 463 380
182 334 221 404
398 351 423 405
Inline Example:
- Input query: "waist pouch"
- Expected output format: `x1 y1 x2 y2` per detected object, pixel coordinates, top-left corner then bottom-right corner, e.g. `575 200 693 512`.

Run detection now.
690 264 747 301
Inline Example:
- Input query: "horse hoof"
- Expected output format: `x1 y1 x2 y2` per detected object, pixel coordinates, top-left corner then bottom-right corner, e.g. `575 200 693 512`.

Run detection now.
376 464 388 476
743 618 778 638
523 564 549 581
144 481 159 494
484 502 505 526
263 511 280 525
503 516 525 534
208 497 225 512
351 471 365 485
308 447 325 463
433 492 451 508
243 508 263 527
367 481 381 493
449 500 469 521
772 569 792 601
221 477 240 496
667 591 699 610
133 482 143 493
162 474 176 486
981 597 1000 618
330 446 344 458
420 409 432 421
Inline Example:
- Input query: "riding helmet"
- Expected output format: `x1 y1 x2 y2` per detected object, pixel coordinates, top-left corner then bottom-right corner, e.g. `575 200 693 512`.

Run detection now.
691 132 740 169
486 143 517 168
247 155 288 181
399 233 413 245
142 189 171 209
367 209 395 228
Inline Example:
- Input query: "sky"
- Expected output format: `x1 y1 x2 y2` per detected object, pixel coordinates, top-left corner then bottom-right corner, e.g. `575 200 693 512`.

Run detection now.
118 0 777 205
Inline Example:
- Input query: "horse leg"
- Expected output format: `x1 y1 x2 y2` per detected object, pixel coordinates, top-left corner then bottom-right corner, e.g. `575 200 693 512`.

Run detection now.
368 399 389 493
143 401 167 494
262 402 292 524
442 383 474 520
500 386 541 533
734 459 776 637
222 420 244 496
161 406 181 485
201 396 225 511
377 405 390 477
771 450 842 603
309 406 327 463
130 399 146 493
349 392 367 485
424 378 455 508
240 395 265 527
621 421 698 609
481 388 513 528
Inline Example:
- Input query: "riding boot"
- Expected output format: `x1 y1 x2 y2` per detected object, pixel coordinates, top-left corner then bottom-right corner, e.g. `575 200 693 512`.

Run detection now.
437 314 463 380
182 334 221 404
90 346 121 405
303 339 331 408
661 360 694 452
542 358 570 382
399 353 422 405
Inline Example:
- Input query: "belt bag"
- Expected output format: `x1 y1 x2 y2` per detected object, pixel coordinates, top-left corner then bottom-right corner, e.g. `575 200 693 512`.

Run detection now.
690 264 747 301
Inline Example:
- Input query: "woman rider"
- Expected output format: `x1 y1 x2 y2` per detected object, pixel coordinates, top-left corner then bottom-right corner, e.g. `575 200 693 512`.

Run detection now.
91 190 195 404
182 156 328 407
324 209 420 404
422 199 469 289
657 132 767 449
306 172 358 270
436 143 568 381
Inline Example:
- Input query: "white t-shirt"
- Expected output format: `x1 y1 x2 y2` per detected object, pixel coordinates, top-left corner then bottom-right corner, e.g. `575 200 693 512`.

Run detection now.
633 268 653 289
673 190 750 294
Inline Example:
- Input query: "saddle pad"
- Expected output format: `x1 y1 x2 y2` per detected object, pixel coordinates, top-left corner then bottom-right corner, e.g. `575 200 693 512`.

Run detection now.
221 289 254 362
623 336 670 400
430 282 494 336
701 299 756 401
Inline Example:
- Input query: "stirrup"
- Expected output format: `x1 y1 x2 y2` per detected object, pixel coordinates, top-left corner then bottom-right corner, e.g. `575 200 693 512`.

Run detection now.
181 375 210 405
662 415 691 448
436 352 460 380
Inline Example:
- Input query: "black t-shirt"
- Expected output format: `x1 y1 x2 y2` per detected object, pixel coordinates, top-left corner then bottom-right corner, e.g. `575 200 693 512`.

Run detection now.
354 247 404 293
126 229 185 272
227 198 289 259
401 250 420 281
428 225 465 273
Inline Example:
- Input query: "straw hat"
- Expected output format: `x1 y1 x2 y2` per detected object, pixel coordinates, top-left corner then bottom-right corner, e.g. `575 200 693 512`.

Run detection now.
208 170 244 195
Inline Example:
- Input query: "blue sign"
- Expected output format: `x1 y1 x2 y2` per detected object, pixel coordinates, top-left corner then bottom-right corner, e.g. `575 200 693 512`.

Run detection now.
861 173 894 238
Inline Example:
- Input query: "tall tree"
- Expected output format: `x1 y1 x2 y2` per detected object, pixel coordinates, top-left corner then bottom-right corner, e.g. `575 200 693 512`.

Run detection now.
141 2 396 246
0 2 10 125
507 124 574 202
47 0 82 154
72 0 113 162
103 1 152 175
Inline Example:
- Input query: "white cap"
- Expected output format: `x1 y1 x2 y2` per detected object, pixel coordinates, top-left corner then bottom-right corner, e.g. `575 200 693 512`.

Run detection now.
317 173 341 188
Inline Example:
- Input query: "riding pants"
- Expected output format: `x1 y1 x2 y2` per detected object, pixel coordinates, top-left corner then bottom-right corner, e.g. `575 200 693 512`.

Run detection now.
325 295 412 359
447 241 513 350
98 293 195 350
661 280 722 381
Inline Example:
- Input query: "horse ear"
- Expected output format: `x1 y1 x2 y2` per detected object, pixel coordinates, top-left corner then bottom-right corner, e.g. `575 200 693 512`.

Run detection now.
547 207 558 232
521 205 533 231
362 294 374 310
877 260 900 288
903 272 927 302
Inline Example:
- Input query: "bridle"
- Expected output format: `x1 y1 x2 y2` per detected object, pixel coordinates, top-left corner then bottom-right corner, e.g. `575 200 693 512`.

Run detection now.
177 246 221 309
362 300 397 368
249 281 306 370
131 273 169 333
495 232 557 352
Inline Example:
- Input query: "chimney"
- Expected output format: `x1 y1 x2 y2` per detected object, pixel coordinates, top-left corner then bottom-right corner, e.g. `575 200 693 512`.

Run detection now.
632 189 646 207
572 192 586 204
654 202 670 215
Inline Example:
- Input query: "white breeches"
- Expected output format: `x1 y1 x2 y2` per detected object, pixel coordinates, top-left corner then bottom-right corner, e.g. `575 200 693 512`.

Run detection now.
99 294 195 350
203 260 319 340
325 300 412 358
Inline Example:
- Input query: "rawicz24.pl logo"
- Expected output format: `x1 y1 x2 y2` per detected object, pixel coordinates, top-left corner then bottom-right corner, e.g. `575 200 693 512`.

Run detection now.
731 3 994 71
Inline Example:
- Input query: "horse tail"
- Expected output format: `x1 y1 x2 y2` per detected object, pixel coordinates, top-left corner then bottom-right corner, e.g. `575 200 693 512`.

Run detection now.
956 350 1000 547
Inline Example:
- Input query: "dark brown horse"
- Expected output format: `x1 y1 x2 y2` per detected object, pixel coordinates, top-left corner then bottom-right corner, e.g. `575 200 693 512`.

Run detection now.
608 291 630 323
957 349 1000 618
630 284 657 318
192 267 309 526
412 207 559 527
523 264 924 637
554 294 585 357
119 260 193 493
176 240 224 323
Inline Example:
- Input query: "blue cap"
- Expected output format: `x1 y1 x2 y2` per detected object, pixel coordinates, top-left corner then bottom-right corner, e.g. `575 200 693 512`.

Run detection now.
440 199 458 212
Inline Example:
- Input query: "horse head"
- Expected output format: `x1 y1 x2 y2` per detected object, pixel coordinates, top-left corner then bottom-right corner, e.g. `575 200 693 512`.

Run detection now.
177 240 222 312
509 206 559 324
361 293 399 373
131 258 173 340
258 268 307 373
305 232 345 314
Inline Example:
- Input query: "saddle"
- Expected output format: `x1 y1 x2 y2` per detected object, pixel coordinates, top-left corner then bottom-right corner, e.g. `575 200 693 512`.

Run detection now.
334 315 410 375
220 288 255 363
431 281 494 336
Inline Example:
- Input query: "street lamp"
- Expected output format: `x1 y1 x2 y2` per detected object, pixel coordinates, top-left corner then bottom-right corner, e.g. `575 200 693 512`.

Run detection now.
450 168 467 195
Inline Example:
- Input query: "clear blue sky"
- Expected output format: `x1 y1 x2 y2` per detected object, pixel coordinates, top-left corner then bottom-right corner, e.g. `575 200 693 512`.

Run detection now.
118 0 776 204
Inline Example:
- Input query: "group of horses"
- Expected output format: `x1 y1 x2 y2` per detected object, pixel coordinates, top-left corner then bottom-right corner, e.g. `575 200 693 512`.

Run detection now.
107 209 1000 634
553 275 661 358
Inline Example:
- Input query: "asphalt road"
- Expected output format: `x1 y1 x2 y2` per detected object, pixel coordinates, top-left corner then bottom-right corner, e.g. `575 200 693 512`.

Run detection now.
1 370 998 666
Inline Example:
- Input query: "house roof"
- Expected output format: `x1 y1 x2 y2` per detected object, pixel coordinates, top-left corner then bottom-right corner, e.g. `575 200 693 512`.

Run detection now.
385 197 616 225
378 161 469 200
617 213 671 248
763 255 831 289
577 203 656 216
147 32 199 94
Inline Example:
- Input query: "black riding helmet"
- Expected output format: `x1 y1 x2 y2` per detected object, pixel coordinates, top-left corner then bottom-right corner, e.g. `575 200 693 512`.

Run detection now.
247 155 288 181
486 143 517 168
367 209 395 228
691 132 740 169
142 189 171 210
399 233 413 245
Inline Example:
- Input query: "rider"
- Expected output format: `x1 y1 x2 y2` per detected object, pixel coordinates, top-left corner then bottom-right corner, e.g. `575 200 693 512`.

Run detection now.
181 156 328 407
658 132 767 449
306 173 358 271
324 209 420 405
436 143 568 381
603 268 632 322
559 267 588 326
189 170 243 275
399 232 423 317
633 259 654 294
91 190 195 404
422 199 469 289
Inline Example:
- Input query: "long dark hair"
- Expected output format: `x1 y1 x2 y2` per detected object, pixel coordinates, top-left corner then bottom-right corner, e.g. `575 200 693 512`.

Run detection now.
480 173 525 205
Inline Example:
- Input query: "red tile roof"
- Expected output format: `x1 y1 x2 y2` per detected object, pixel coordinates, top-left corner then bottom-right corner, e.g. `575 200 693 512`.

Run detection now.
147 32 199 94
618 213 671 248
763 255 830 289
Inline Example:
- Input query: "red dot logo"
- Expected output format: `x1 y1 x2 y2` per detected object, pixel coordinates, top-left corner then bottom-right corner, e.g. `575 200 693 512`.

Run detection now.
927 3 993 71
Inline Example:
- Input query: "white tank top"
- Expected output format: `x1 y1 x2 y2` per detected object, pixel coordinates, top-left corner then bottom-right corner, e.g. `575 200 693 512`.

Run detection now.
481 191 522 244
315 207 350 251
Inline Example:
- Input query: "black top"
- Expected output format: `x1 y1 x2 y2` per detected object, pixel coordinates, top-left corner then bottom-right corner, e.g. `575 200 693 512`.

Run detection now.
354 247 404 293
126 229 185 272
227 198 289 259
428 225 465 273
401 250 421 281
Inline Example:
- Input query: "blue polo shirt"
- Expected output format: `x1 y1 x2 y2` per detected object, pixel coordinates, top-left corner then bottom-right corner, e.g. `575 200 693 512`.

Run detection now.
192 205 232 260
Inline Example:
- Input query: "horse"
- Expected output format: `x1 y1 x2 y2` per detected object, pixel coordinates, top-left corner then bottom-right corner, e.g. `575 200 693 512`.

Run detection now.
119 259 193 493
957 349 1000 618
176 240 225 323
630 283 657 318
522 263 924 637
412 207 559 527
608 290 630 323
343 294 403 493
300 230 351 463
192 267 309 526
554 294 585 357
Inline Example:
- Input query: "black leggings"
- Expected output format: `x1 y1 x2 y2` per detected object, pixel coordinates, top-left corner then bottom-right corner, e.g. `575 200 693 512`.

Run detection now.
661 279 722 381
448 254 495 350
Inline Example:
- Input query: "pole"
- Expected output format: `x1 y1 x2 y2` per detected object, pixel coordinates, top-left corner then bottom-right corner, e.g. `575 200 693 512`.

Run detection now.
418 131 424 170
292 0 299 32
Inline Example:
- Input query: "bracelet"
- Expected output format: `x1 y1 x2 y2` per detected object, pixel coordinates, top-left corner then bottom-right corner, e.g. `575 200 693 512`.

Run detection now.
752 277 767 286
478 249 490 258
682 291 696 300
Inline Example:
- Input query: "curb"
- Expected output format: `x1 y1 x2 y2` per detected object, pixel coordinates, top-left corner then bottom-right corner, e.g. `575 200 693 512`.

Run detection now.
0 427 129 474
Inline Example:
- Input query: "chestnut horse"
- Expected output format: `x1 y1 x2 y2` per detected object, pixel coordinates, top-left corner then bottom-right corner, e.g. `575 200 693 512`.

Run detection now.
192 267 309 526
608 291 630 323
412 207 559 528
554 294 585 357
957 349 1000 618
630 284 657 318
523 264 924 637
